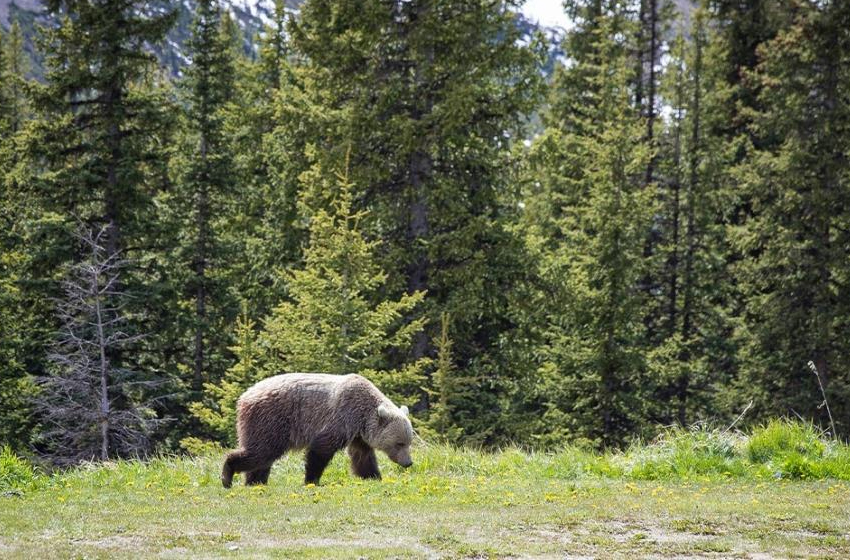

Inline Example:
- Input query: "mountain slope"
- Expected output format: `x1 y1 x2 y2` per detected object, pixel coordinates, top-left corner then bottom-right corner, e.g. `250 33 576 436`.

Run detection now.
0 0 299 78
2 0 571 80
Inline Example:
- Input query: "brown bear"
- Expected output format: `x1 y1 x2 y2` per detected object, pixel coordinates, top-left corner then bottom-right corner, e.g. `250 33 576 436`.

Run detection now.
221 373 414 488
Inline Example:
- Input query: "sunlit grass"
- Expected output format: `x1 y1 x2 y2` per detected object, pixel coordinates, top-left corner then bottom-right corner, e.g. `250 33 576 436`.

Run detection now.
1 422 849 557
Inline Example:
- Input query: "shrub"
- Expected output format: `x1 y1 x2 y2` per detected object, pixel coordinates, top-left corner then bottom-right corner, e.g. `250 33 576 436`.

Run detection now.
622 426 749 480
0 446 39 492
747 420 826 464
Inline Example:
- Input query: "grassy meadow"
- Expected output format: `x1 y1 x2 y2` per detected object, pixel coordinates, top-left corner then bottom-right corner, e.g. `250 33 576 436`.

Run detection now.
2 420 850 559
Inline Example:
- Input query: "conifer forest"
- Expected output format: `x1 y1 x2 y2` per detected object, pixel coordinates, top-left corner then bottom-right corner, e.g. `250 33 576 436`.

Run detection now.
1 0 849 463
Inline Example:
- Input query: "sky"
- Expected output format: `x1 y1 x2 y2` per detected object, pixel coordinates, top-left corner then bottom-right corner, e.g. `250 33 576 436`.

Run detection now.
522 0 571 29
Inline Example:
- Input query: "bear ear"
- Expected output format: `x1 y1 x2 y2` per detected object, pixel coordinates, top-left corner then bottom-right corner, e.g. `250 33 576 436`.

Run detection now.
377 404 393 422
400 405 409 417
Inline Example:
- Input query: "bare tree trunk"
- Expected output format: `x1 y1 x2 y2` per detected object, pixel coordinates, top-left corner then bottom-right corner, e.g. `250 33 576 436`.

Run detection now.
408 149 431 363
679 25 704 426
644 0 658 187
194 133 209 392
405 0 433 367
92 244 111 461
101 79 124 458
667 63 684 335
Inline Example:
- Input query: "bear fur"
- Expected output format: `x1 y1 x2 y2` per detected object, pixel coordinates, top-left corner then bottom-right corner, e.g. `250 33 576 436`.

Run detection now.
221 373 414 488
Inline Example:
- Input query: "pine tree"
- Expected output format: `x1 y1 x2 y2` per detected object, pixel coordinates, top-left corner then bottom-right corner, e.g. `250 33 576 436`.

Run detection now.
731 0 850 432
648 8 737 426
189 312 262 446
285 0 543 443
524 1 654 446
170 0 238 393
0 20 41 450
261 165 428 404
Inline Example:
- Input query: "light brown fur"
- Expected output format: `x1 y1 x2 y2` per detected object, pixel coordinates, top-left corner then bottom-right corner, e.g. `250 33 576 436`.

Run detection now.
221 373 413 488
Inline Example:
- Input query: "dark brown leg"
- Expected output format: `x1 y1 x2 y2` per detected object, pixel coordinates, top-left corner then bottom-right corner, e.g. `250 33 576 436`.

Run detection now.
245 467 272 486
348 437 381 480
222 449 277 488
304 431 344 485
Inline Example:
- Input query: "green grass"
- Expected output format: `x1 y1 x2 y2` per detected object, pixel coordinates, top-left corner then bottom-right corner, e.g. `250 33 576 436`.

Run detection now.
2 422 849 558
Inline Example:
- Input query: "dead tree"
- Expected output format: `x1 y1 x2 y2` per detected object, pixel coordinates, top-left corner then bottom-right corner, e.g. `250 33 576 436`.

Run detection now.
36 223 161 465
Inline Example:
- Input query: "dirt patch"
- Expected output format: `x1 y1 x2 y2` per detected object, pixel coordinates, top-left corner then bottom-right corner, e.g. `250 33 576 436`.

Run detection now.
76 534 148 549
251 535 441 559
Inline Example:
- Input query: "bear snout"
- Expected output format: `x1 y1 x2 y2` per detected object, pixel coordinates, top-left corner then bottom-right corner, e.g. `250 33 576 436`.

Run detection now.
401 459 413 468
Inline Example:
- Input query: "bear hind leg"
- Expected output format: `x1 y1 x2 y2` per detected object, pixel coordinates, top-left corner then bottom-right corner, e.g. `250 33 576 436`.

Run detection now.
348 437 381 480
245 466 272 486
222 449 278 488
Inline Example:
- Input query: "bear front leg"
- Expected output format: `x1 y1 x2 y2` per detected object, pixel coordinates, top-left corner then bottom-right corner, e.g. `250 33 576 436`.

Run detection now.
348 436 381 480
304 431 344 485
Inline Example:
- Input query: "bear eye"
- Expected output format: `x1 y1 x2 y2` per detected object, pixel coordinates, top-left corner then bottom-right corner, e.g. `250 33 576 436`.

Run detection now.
396 442 405 448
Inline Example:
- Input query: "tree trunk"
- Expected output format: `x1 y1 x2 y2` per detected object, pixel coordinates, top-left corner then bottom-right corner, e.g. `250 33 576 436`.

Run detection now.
408 149 431 362
406 0 433 366
92 247 111 461
194 133 209 392
644 0 658 187
667 62 685 335
678 26 703 426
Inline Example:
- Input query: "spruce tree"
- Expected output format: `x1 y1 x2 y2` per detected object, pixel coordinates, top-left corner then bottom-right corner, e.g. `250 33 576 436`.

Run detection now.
422 312 466 442
169 0 238 393
524 1 654 446
731 0 850 431
189 312 261 446
0 28 9 135
261 166 428 404
192 165 429 444
21 0 177 451
0 21 42 450
29 0 176 256
285 0 543 443
648 9 736 426
0 21 28 179
225 0 305 319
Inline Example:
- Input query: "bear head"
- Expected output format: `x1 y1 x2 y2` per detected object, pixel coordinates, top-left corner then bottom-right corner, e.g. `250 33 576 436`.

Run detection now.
367 403 414 468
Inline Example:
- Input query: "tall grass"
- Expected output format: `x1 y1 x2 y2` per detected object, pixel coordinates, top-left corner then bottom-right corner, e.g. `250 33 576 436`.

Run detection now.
2 420 849 494
0 446 41 492
618 420 849 481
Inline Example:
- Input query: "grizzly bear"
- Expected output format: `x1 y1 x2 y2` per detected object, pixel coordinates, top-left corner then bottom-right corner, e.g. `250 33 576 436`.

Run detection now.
221 373 414 488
